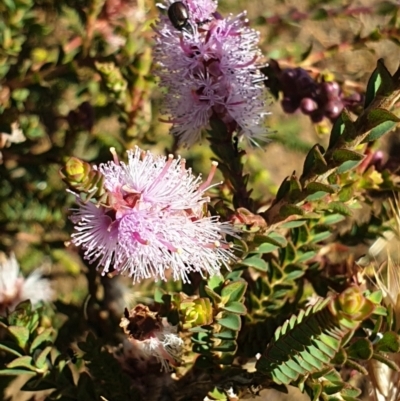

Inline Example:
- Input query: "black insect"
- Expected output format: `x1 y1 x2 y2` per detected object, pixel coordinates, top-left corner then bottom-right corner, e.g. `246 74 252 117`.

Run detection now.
168 2 192 32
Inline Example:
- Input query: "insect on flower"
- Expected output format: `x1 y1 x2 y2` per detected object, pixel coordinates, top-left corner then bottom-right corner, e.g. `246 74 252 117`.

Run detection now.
167 1 192 33
154 0 270 147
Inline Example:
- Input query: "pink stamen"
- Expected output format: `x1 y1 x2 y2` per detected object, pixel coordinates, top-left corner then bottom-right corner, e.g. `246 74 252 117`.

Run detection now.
198 161 219 192
233 55 258 69
159 239 179 253
132 232 148 245
110 147 120 165
147 155 174 193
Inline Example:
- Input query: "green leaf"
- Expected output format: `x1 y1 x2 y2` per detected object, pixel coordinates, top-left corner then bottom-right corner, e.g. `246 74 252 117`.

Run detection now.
336 160 362 174
222 301 247 315
320 214 346 225
29 329 53 353
306 182 335 194
367 290 383 304
217 314 241 331
375 331 400 353
213 330 236 340
347 338 373 360
267 232 288 247
373 306 387 316
332 149 364 164
328 201 352 216
365 108 400 127
193 343 212 353
212 340 237 352
204 286 222 304
220 280 247 302
208 387 228 400
280 220 306 229
276 177 291 201
0 342 23 357
241 256 269 272
8 326 30 349
372 352 400 371
365 59 393 108
284 264 306 280
0 369 36 376
310 231 332 243
328 116 345 150
154 287 166 304
303 144 327 176
296 251 317 263
280 204 304 218
207 275 224 292
363 120 397 143
253 243 279 254
6 356 35 371
305 191 329 202
33 346 52 369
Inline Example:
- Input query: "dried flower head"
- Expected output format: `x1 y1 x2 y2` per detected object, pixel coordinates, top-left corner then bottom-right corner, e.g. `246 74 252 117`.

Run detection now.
70 147 236 283
0 253 53 316
153 0 269 146
120 305 183 371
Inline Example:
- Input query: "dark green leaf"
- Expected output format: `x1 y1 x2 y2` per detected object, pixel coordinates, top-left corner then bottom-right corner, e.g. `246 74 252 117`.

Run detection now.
306 182 335 194
204 286 222 304
365 59 393 108
347 338 373 360
336 160 362 174
253 243 279 254
217 314 241 331
363 120 397 143
303 144 327 176
33 346 52 369
296 251 317 263
212 340 237 352
213 330 236 340
332 149 364 164
280 204 304 218
207 275 224 292
30 329 53 353
280 220 306 229
365 108 400 127
0 342 23 357
267 232 288 247
8 326 30 349
328 201 352 216
241 256 269 272
310 231 332 243
375 331 400 353
220 280 247 302
0 369 36 376
328 116 345 150
305 191 329 202
276 177 290 201
6 356 35 371
222 301 247 315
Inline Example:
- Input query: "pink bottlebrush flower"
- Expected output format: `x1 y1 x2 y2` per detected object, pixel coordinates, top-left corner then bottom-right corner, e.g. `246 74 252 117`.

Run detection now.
0 253 53 316
70 147 236 283
153 0 269 147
